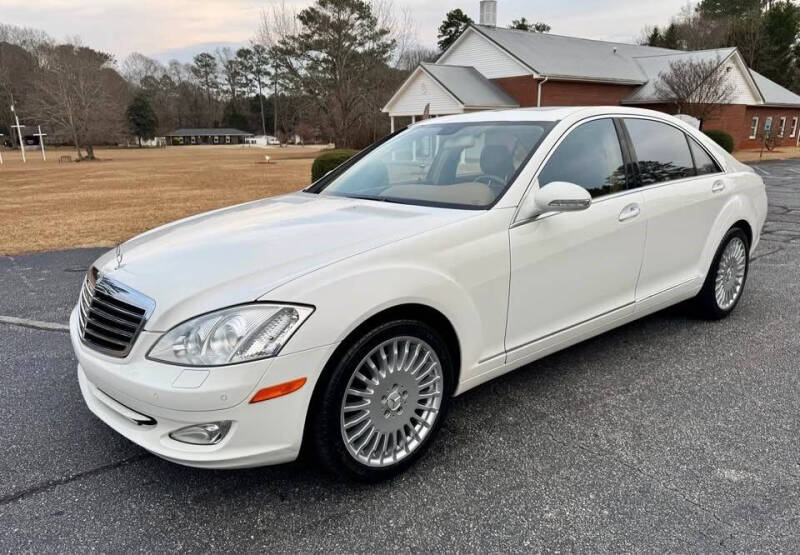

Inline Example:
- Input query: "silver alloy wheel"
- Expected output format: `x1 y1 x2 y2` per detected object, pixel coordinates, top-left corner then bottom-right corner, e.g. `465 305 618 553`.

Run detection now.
340 336 444 468
715 236 747 310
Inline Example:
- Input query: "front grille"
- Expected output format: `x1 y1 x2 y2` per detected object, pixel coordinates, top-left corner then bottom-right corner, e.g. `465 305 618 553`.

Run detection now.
78 268 155 357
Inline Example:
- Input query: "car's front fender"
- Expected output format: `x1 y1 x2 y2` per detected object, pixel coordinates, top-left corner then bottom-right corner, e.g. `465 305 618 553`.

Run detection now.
263 209 515 386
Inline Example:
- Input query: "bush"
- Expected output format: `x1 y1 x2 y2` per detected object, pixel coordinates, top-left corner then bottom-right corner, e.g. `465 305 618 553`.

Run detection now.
704 129 734 153
311 149 359 181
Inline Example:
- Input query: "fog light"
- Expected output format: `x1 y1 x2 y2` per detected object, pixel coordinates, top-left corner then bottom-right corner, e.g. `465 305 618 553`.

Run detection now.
169 421 232 445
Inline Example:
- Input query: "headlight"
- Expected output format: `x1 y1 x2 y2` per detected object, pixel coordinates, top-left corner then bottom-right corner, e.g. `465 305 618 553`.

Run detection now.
147 304 313 367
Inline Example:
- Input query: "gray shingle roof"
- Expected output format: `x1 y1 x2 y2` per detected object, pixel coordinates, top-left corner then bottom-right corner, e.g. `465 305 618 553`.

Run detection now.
623 48 738 102
749 69 800 106
472 24 676 83
421 63 519 108
167 128 253 136
469 25 800 107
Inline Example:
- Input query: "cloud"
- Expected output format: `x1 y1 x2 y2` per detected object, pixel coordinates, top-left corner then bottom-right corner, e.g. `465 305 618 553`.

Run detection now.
1 0 692 64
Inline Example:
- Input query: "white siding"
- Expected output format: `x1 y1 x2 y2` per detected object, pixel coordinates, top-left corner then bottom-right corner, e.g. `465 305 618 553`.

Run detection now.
438 28 531 79
384 69 463 116
726 55 760 105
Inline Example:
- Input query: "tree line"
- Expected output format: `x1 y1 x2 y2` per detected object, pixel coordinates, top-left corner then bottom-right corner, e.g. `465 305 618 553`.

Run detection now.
0 1 572 160
640 0 800 91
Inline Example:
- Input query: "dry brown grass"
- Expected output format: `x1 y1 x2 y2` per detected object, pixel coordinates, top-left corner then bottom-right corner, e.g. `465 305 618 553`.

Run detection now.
0 145 324 255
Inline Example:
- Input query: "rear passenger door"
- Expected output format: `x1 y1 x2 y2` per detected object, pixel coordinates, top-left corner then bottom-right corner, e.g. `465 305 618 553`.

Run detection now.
621 117 728 301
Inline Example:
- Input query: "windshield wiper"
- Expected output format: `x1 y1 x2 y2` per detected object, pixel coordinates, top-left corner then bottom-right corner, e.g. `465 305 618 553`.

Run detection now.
342 194 407 205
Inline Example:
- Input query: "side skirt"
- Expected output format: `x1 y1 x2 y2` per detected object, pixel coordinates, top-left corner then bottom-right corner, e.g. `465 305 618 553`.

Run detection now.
454 278 701 396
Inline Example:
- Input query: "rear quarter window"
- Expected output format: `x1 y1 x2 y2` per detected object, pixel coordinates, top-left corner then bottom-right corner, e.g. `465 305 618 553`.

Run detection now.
688 137 722 176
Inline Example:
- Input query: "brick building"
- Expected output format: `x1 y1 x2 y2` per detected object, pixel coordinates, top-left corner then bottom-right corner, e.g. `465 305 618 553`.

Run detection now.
383 1 800 151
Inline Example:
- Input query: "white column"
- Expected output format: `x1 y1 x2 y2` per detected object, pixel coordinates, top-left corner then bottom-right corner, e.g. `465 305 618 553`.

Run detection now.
390 116 395 133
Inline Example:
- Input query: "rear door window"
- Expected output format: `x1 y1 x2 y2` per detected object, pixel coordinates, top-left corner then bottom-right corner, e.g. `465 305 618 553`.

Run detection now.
624 118 695 185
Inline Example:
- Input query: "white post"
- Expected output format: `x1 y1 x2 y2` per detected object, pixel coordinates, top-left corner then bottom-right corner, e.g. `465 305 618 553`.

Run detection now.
11 104 26 163
0 134 4 164
34 125 47 161
390 116 395 133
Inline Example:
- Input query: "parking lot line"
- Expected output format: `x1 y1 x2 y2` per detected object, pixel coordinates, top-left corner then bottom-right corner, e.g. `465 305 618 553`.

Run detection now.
0 315 69 332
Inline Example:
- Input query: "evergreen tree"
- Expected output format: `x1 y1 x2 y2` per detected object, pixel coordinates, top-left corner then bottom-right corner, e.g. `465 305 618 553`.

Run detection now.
437 9 473 51
270 0 395 148
126 92 158 147
509 18 551 33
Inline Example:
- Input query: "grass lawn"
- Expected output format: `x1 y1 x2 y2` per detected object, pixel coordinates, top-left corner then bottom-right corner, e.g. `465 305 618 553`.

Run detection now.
0 145 324 255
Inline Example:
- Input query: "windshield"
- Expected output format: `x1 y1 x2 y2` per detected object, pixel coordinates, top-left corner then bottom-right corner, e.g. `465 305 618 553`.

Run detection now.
313 121 554 209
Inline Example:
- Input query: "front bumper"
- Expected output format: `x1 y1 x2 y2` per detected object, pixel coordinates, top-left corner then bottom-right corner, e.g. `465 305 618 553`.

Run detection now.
71 308 337 469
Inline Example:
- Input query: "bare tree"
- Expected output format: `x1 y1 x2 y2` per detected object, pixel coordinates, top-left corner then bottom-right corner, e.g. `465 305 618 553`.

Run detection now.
29 43 128 159
0 23 53 51
654 57 735 121
121 52 165 86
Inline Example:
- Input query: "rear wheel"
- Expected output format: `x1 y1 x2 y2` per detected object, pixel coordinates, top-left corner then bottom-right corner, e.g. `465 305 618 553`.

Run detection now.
695 228 749 320
312 320 453 481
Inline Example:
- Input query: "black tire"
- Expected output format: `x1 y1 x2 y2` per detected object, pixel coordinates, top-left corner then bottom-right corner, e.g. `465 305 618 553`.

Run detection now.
694 227 750 320
311 319 453 482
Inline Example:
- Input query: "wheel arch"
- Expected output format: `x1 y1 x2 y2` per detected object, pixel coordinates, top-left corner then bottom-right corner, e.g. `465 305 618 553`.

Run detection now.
699 195 759 279
731 219 753 248
299 302 461 457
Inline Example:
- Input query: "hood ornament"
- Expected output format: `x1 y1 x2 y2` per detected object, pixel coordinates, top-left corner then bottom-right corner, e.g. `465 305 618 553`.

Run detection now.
115 243 124 270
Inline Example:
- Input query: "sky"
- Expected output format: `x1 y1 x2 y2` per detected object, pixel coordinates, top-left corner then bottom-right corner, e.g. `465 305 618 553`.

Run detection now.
1 0 694 65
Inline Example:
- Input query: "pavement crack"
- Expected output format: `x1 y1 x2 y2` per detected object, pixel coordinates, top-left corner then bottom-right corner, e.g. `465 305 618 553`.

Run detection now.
751 247 784 262
0 453 151 506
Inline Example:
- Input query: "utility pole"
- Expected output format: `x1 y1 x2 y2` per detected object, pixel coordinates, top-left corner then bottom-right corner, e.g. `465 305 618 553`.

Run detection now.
34 125 47 161
273 64 279 141
10 98 26 163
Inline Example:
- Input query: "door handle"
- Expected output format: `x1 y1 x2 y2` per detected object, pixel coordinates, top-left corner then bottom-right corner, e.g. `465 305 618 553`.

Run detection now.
712 180 725 193
618 203 640 222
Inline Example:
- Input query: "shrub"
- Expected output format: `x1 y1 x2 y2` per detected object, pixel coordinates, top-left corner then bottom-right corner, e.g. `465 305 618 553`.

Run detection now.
704 129 734 153
311 149 359 181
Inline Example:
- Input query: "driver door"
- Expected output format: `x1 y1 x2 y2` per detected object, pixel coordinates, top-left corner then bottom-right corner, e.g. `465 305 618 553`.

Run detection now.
505 117 646 365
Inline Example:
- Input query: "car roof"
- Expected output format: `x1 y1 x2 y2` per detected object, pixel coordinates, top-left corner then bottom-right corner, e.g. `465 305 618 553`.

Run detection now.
413 106 672 125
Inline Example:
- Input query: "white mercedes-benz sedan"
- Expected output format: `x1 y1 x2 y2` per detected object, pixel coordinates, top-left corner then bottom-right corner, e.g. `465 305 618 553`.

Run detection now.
71 106 767 480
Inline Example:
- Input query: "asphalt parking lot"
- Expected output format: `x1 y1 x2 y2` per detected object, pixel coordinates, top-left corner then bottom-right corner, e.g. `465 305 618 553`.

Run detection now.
1 160 799 552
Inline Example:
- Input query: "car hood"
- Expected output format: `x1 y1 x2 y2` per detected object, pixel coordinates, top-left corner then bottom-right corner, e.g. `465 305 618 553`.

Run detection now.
93 192 477 330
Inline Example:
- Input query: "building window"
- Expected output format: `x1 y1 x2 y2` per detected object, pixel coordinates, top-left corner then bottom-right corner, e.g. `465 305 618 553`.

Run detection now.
764 116 773 135
791 117 798 138
778 116 786 138
749 117 758 139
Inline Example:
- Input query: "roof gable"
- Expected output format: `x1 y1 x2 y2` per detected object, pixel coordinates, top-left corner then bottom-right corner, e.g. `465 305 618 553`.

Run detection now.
382 64 519 115
382 66 463 116
624 48 739 102
438 26 532 79
420 64 519 107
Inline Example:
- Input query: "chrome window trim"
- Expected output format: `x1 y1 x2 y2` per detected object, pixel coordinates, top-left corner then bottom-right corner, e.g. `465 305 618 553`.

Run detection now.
511 113 727 229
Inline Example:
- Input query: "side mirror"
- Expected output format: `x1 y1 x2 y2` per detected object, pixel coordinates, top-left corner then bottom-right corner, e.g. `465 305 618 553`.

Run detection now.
518 181 591 220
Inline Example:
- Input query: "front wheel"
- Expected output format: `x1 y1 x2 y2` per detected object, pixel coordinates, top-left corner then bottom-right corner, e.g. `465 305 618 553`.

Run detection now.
694 228 749 319
311 320 453 481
